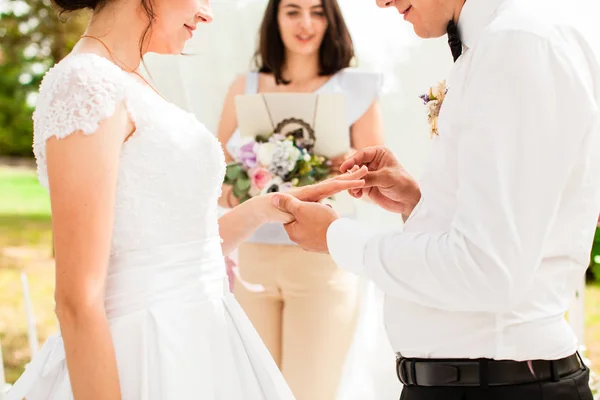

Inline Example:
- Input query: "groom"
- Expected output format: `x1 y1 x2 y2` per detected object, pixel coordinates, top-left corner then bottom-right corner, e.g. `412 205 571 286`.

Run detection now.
272 0 600 399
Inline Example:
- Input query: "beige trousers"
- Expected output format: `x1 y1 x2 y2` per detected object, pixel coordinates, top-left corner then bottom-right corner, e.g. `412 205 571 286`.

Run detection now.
234 242 360 400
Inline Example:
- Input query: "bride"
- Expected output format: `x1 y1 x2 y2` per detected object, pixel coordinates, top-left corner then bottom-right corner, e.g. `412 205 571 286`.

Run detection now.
5 0 367 399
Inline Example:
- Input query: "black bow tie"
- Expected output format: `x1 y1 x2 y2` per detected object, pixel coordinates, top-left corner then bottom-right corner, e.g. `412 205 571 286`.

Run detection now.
447 20 462 62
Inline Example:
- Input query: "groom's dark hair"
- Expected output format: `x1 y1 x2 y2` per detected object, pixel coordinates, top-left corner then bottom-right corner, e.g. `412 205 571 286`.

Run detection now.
254 0 355 85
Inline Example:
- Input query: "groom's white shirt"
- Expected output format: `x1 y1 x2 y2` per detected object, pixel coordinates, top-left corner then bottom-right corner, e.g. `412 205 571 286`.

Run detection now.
327 0 600 361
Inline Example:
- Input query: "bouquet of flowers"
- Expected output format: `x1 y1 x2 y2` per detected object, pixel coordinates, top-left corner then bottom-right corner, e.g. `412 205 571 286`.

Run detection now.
224 128 331 203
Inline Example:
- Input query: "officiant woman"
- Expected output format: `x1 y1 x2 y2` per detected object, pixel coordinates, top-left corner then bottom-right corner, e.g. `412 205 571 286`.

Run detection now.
217 0 384 398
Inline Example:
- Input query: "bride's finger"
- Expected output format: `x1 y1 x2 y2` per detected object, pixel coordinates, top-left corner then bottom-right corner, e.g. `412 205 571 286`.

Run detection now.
325 179 365 192
313 179 365 196
331 165 368 181
295 179 365 201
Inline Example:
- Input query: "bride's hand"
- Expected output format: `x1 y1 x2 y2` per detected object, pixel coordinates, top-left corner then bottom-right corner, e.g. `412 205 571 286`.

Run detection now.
251 193 296 224
288 165 368 202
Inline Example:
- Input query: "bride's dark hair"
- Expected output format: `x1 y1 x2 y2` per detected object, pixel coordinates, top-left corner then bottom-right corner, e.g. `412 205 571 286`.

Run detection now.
52 0 103 12
51 0 156 59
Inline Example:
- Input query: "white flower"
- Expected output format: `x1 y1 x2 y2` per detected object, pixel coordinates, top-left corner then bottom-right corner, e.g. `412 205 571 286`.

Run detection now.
427 99 440 116
285 142 302 165
257 142 276 167
302 150 311 162
260 177 284 195
269 140 301 177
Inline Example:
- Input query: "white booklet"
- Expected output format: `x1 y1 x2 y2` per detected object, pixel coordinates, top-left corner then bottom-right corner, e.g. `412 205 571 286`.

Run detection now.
235 93 350 158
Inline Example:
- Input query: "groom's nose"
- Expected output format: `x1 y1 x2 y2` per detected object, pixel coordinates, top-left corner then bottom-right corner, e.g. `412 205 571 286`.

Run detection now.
196 2 213 23
376 0 396 8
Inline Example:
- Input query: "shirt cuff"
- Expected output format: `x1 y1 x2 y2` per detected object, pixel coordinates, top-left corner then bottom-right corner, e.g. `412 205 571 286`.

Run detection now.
326 218 376 277
404 195 424 225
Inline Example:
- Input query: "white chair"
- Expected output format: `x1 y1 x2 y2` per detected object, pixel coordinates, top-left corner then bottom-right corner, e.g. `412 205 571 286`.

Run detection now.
1 335 11 400
20 272 38 359
0 272 39 399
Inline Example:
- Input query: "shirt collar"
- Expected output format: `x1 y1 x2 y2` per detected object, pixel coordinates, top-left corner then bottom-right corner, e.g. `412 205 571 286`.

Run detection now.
458 0 506 49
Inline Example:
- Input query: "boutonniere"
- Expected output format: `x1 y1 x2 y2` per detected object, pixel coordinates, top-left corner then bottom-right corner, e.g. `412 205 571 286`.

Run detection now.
419 80 448 138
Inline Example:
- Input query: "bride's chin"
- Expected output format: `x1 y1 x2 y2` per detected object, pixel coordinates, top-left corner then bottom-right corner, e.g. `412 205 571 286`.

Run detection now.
145 40 187 56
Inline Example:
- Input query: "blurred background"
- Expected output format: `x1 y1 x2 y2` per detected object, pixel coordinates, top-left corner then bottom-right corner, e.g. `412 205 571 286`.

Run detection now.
0 0 599 393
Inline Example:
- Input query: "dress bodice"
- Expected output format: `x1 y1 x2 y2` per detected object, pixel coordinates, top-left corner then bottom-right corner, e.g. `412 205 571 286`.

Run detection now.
33 53 226 256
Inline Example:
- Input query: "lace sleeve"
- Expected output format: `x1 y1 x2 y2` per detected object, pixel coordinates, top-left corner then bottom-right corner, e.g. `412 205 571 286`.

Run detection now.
33 54 128 188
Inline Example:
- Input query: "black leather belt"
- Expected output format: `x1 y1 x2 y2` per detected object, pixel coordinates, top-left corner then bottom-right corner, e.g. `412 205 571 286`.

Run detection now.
396 352 585 387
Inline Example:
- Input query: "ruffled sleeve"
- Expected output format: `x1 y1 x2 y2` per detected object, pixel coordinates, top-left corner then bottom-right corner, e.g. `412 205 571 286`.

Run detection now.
336 69 384 126
32 54 127 189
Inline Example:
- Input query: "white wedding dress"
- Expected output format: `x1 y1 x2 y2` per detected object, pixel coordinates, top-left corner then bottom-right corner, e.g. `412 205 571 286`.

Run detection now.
6 53 295 400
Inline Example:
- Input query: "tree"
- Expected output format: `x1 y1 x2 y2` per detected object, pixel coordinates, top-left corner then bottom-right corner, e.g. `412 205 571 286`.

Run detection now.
0 0 88 156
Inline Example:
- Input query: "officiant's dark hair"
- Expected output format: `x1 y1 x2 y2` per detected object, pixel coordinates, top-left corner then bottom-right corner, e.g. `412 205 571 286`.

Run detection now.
254 0 355 85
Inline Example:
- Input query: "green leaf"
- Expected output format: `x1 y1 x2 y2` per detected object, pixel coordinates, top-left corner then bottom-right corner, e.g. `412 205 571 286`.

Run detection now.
232 183 249 199
592 263 600 282
235 176 251 192
297 175 315 187
223 172 235 185
313 166 330 176
226 163 243 181
296 160 311 176
255 133 272 143
309 155 327 167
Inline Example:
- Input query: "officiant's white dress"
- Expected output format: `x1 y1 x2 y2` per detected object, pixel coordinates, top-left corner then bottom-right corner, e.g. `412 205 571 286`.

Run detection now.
6 53 295 400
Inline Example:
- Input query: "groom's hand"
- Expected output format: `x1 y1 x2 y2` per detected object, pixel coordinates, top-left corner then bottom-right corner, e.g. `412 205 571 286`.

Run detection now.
271 194 338 253
340 146 421 220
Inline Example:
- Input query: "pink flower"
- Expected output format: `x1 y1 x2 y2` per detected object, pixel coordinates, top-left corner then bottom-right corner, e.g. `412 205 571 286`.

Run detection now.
249 167 272 191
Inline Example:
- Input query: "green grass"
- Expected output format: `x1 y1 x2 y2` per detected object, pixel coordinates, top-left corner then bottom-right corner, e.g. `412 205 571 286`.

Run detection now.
0 165 599 386
587 282 600 373
0 166 51 217
0 166 55 383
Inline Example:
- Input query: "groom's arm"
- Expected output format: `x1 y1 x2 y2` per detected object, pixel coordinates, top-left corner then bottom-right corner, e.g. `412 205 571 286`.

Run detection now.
328 30 598 313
